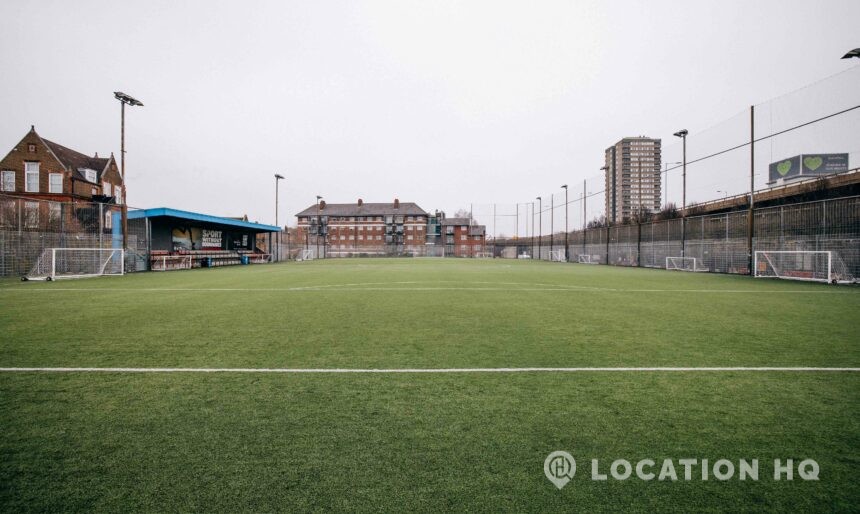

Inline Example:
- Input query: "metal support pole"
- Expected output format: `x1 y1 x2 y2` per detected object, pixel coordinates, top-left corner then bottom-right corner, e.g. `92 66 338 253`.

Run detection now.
748 105 755 275
550 194 554 255
564 186 569 261
120 101 128 251
681 134 687 258
531 202 535 259
537 197 542 260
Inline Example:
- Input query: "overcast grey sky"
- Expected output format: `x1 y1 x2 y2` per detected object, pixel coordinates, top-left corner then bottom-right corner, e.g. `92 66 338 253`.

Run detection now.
1 0 858 230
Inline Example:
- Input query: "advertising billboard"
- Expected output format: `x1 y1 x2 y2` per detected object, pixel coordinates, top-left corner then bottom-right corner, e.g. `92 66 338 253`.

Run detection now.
768 153 849 183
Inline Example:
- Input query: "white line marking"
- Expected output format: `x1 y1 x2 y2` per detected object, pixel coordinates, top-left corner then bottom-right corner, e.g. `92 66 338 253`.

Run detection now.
0 367 858 373
1 287 855 293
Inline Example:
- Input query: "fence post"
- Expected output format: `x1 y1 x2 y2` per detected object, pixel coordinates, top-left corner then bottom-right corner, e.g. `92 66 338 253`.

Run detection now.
637 222 642 267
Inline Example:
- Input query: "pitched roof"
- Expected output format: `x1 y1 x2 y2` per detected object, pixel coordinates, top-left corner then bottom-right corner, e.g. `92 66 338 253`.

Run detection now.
440 217 471 226
295 202 428 217
41 138 111 181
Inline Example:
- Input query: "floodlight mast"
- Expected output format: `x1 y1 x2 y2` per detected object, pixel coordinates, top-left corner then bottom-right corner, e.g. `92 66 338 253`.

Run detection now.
113 91 143 251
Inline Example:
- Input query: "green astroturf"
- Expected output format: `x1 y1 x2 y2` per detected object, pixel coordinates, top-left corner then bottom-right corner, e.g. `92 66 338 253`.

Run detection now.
1 259 859 511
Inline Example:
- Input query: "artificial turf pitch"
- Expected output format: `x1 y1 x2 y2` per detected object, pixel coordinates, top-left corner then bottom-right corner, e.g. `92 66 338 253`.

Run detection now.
1 258 858 511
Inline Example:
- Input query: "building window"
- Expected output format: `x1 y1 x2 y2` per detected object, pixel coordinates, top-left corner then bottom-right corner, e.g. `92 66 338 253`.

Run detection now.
1 170 14 192
102 181 111 196
28 143 36 153
104 210 112 229
82 168 97 183
407 235 413 240
25 162 39 192
24 201 39 227
48 202 61 223
49 173 63 193
460 234 466 241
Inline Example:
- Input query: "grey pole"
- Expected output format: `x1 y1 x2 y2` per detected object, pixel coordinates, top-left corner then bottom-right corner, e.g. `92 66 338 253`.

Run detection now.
562 184 568 261
536 196 542 260
748 105 755 275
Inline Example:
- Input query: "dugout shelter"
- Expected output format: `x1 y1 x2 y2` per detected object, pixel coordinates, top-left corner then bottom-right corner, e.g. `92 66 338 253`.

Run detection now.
128 207 280 270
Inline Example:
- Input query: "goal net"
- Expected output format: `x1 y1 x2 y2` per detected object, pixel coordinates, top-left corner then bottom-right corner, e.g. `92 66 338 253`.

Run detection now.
754 250 855 283
576 254 598 264
297 249 315 261
666 256 708 272
26 248 124 281
549 250 566 262
152 255 192 271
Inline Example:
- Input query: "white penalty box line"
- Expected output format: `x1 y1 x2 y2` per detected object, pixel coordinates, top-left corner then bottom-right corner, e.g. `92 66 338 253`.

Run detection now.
1 367 858 373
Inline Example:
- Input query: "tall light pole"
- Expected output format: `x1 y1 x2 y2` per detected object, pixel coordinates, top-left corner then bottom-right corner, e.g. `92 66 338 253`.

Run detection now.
536 196 542 260
274 174 285 226
316 195 323 258
561 184 568 261
113 92 143 250
531 201 535 259
662 161 681 208
550 194 554 255
599 166 609 224
673 129 688 257
274 174 284 261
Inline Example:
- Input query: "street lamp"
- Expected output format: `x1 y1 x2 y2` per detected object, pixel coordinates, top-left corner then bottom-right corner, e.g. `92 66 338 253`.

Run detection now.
316 195 323 258
536 196 542 260
561 184 568 261
274 174 284 225
113 91 143 250
673 129 688 257
600 165 610 224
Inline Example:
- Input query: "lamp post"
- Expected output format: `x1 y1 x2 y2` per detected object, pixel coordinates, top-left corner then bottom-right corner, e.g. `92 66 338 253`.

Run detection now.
550 194 554 256
274 174 284 261
561 184 568 261
662 161 681 207
600 165 610 223
673 129 688 257
113 92 143 251
316 195 323 258
536 196 542 260
530 201 535 259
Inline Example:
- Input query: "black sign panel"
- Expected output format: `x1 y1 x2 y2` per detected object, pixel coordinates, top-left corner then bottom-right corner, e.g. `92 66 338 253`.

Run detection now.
768 155 801 182
800 153 849 176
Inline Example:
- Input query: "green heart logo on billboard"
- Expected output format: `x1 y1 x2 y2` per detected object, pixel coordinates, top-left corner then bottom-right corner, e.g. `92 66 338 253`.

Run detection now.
803 156 823 171
776 160 792 176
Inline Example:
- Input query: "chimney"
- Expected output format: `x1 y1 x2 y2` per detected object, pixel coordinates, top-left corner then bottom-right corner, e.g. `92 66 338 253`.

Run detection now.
394 198 400 209
319 200 326 210
358 198 363 206
94 152 99 158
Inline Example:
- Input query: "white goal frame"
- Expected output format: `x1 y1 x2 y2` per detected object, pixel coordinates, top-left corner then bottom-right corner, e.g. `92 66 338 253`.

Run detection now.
151 255 192 272
666 256 708 272
26 248 125 281
297 249 315 261
576 254 599 264
549 249 566 262
754 250 854 284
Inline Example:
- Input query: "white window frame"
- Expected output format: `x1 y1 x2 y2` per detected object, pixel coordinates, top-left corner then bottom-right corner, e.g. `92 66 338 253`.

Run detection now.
105 210 112 229
102 181 111 197
1 170 14 192
49 173 63 194
48 201 61 222
25 162 39 192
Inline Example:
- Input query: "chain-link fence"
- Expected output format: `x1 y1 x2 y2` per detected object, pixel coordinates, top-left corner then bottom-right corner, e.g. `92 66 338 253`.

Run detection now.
0 194 149 277
494 195 860 279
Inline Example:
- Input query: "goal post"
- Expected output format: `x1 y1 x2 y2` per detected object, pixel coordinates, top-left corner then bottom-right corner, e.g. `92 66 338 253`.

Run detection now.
25 248 124 281
576 254 598 264
754 250 855 284
666 256 708 272
297 249 315 261
549 249 566 262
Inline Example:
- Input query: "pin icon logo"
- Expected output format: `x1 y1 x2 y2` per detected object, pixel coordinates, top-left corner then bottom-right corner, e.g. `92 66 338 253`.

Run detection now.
544 451 576 489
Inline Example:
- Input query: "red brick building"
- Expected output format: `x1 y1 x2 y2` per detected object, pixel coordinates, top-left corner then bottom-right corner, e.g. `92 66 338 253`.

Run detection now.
0 126 124 204
440 217 487 257
296 199 430 256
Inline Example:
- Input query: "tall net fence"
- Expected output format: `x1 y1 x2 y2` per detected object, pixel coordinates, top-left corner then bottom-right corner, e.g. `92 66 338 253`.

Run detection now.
492 195 859 279
0 193 148 277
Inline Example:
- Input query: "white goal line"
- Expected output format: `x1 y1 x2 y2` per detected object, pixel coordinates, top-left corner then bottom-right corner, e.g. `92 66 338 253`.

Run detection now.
1 367 858 373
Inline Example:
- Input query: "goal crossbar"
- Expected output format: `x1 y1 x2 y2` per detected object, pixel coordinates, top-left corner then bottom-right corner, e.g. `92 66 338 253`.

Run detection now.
754 250 854 284
26 248 125 281
666 256 708 272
